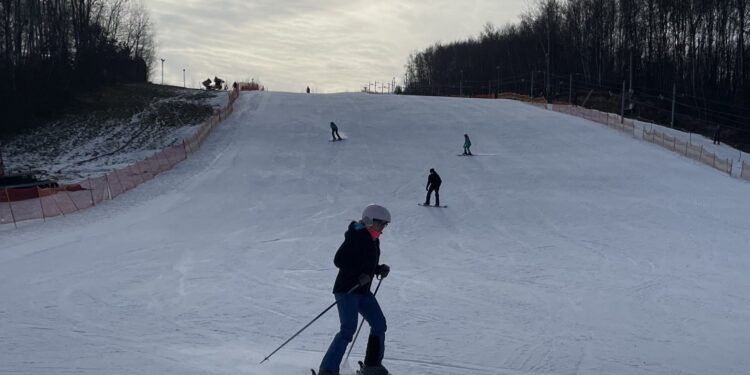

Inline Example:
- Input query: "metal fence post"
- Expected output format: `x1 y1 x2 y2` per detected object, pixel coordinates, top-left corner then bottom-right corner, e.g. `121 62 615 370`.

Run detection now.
37 187 45 222
88 178 95 206
5 188 17 229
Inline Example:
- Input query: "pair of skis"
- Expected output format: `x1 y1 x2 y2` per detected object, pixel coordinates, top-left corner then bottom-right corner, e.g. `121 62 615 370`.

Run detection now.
312 361 389 375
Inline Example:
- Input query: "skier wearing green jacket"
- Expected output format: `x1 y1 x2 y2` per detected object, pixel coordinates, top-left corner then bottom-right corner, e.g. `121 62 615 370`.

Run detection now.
463 134 472 155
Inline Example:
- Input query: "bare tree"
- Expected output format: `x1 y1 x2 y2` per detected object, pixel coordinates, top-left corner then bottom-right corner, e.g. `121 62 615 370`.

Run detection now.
1 0 157 135
404 0 750 147
124 0 155 76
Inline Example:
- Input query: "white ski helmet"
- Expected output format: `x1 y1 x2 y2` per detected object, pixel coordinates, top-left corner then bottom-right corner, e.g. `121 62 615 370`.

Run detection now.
362 204 391 225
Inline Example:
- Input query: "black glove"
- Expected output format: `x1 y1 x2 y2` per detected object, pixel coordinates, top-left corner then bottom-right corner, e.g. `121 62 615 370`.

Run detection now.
358 273 371 286
378 264 390 278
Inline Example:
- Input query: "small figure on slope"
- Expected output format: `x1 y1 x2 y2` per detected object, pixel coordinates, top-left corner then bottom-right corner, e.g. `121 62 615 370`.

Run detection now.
318 204 392 375
463 133 473 155
713 125 721 145
330 121 343 141
424 168 442 207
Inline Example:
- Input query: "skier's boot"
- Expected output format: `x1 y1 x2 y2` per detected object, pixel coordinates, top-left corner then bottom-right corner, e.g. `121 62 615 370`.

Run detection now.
316 368 338 375
360 335 389 375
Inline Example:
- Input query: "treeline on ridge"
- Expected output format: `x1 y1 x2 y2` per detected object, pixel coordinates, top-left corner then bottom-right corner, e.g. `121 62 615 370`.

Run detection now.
404 0 750 149
0 0 156 136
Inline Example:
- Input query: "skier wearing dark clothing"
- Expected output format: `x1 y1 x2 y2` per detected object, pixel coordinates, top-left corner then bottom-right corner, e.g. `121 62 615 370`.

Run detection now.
463 134 473 155
330 122 343 141
318 204 392 375
713 125 721 145
424 168 442 206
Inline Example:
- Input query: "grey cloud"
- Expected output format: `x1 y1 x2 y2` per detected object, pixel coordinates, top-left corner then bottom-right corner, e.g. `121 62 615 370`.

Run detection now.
146 0 525 92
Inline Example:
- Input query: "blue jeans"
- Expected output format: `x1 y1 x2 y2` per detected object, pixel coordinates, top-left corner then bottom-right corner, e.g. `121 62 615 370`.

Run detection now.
320 292 386 373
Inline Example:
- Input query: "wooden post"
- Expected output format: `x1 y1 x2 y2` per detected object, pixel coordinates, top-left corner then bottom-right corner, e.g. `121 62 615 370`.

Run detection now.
620 80 626 124
670 83 677 128
569 73 573 105
530 71 534 98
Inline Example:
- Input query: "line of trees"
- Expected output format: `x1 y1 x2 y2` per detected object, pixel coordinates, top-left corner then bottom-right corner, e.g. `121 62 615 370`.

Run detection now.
404 0 750 146
1 0 156 136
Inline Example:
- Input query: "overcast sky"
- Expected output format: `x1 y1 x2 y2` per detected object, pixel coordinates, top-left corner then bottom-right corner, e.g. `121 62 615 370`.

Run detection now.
146 0 528 93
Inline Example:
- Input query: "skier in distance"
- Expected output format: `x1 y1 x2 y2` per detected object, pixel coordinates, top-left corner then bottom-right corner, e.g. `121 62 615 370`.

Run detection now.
424 168 442 207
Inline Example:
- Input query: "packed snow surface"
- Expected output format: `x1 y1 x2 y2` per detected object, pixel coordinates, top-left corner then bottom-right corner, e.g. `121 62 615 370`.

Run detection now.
1 92 749 375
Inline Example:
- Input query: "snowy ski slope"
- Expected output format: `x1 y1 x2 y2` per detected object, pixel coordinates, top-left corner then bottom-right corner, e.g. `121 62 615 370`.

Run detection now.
1 91 749 375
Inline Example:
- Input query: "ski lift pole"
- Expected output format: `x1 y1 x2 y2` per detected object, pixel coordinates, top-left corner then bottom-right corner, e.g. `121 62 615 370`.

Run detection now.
259 283 361 364
344 277 383 361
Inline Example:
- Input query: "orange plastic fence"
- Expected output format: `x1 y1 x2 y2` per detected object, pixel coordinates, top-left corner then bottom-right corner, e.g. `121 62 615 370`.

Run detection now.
2 88 241 228
471 94 496 99
497 93 547 104
741 161 750 181
643 129 732 175
543 102 732 177
550 104 635 137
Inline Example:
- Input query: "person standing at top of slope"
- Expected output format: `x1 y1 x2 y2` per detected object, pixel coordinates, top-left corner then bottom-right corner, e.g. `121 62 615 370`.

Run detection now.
713 125 721 145
463 133 473 155
318 204 392 375
424 168 442 206
330 121 343 141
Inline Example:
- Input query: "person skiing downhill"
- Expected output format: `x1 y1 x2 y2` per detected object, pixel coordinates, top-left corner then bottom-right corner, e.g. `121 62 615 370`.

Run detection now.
330 122 343 141
424 168 442 206
318 204 392 375
463 133 473 155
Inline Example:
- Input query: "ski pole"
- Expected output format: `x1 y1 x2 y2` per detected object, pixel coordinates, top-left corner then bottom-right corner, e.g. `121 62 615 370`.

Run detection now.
344 277 383 361
259 282 361 364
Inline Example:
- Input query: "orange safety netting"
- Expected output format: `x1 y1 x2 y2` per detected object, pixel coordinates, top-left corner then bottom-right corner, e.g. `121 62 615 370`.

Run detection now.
545 102 731 176
549 104 636 137
741 161 750 181
643 129 732 175
2 88 240 228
